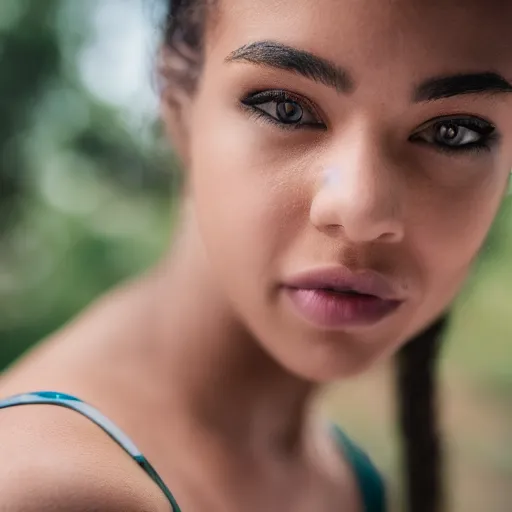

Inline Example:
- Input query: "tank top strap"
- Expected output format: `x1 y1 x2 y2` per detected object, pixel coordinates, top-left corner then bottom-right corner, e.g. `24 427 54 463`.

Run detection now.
0 391 181 512
330 424 387 512
0 391 385 512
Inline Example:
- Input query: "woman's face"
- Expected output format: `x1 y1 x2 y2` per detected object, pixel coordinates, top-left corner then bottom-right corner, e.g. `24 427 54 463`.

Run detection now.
177 0 512 381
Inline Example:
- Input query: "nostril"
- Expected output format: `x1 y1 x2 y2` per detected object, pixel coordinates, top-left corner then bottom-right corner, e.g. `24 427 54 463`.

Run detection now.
376 230 402 243
324 224 343 236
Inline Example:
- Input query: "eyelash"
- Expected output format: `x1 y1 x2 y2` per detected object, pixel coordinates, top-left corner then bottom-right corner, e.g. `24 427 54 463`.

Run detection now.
409 116 498 154
240 90 326 131
240 89 499 154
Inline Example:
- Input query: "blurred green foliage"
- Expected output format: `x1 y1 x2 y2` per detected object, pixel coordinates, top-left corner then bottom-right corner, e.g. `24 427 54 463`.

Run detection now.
0 0 62 225
0 0 176 367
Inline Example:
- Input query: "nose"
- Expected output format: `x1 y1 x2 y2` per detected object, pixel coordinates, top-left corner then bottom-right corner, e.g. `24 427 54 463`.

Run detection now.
310 138 405 244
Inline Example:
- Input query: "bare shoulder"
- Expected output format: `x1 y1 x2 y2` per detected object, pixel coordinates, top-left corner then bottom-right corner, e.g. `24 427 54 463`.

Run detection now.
0 403 171 512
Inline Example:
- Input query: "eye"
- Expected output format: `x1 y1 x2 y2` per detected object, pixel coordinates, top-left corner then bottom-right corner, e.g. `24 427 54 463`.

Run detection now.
241 90 325 130
411 116 497 153
275 100 304 124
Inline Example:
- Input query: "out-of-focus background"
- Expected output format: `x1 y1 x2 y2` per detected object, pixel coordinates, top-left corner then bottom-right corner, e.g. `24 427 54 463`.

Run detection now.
0 1 510 510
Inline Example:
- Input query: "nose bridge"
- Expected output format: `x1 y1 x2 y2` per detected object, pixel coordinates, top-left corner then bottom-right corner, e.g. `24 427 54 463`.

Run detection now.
311 128 405 243
346 135 400 218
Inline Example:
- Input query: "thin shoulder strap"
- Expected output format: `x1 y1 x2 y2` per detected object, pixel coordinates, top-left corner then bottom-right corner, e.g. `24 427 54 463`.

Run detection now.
0 391 181 512
331 424 387 512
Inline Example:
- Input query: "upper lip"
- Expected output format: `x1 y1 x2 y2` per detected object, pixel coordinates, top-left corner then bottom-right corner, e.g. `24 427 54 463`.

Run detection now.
282 266 405 301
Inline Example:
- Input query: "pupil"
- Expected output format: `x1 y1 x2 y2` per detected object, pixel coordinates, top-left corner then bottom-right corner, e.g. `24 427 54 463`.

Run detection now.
439 123 458 140
277 101 303 123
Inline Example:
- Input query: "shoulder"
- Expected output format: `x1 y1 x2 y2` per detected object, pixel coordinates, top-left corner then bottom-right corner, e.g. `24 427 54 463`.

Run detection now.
0 402 170 512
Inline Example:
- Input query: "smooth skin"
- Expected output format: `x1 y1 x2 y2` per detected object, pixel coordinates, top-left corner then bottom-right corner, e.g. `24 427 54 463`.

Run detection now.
1 0 512 510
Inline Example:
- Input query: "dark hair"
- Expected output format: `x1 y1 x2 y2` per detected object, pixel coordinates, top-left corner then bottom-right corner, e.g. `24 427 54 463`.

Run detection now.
163 2 446 510
396 316 446 512
161 0 211 94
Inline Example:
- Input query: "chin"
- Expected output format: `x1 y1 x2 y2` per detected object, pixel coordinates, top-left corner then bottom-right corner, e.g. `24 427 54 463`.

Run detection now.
274 340 382 384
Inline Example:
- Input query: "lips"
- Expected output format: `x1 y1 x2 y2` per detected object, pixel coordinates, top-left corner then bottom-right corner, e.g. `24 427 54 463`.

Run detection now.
281 267 404 329
283 267 402 300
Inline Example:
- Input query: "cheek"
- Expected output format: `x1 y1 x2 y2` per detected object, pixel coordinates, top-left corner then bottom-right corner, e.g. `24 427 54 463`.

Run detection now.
408 171 505 321
188 98 310 289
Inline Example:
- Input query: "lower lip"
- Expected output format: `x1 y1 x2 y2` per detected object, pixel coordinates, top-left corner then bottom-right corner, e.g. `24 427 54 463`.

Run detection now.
283 288 402 329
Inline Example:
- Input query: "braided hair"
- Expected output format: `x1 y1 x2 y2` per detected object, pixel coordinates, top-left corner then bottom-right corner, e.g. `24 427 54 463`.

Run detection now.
396 316 446 512
161 2 446 510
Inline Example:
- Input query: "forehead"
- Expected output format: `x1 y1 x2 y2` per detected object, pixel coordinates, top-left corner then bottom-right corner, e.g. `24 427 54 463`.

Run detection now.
210 0 512 81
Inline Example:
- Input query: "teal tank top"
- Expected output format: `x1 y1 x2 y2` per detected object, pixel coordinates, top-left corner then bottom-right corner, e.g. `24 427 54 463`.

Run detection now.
0 391 386 511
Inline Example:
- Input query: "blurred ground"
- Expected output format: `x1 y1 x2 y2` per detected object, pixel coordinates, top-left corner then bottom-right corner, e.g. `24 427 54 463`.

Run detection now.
325 363 511 512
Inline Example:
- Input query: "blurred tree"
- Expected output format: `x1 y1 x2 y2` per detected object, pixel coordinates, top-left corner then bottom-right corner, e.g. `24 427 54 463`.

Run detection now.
0 0 62 230
0 0 177 231
0 0 176 369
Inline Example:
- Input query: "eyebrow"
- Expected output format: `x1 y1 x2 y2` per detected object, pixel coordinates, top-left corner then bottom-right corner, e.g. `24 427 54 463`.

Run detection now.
225 40 353 93
414 72 512 101
225 40 512 102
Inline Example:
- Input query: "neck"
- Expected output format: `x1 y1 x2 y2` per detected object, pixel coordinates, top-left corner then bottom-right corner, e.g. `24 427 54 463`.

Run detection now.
137 204 321 458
